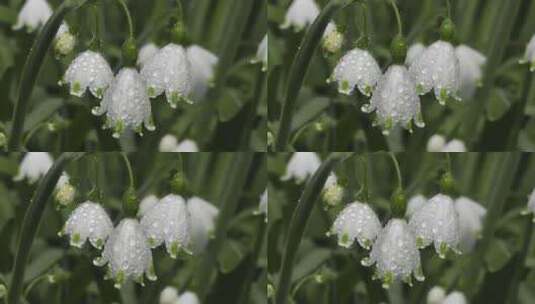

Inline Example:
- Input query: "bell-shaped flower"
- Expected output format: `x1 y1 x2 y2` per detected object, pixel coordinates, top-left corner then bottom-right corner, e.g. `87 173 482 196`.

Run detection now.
409 194 460 258
176 291 200 304
14 152 53 183
187 45 218 100
328 47 381 96
252 35 268 72
405 43 426 67
443 291 467 304
137 43 159 68
187 197 219 254
61 201 113 249
280 0 319 31
522 188 535 222
159 134 179 152
363 65 424 135
140 194 192 258
520 34 535 72
141 43 192 108
12 0 52 32
426 286 446 304
160 286 179 304
427 134 447 152
93 68 155 138
175 139 199 152
281 152 321 183
409 40 461 104
442 139 466 152
138 194 159 217
322 22 343 53
406 194 427 218
329 201 382 249
94 218 157 288
54 23 75 56
322 173 344 207
455 45 486 100
454 197 486 253
62 50 114 99
361 219 424 288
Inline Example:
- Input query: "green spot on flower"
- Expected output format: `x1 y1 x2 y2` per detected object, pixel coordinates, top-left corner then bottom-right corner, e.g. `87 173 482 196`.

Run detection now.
382 272 393 289
148 86 156 97
341 80 350 94
339 233 350 248
416 237 425 248
114 271 125 289
169 241 179 259
95 238 103 249
72 82 81 93
438 242 448 258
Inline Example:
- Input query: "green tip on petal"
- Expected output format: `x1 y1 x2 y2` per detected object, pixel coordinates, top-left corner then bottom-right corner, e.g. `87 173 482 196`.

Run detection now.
340 80 350 94
134 275 145 287
70 233 82 248
361 257 373 267
403 275 413 287
414 266 425 282
112 120 124 139
148 86 156 97
148 237 157 248
72 82 81 94
339 233 350 248
147 264 157 281
416 83 425 95
382 272 393 289
416 237 425 249
94 238 104 249
438 242 448 259
114 271 125 289
168 241 180 259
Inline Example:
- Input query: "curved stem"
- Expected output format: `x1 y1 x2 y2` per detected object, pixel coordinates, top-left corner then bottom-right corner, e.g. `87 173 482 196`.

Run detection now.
388 152 403 189
23 275 48 298
360 2 368 39
388 0 403 36
116 0 134 38
274 0 355 151
445 153 452 172
7 1 87 150
121 153 135 188
175 0 183 23
445 0 452 18
275 153 351 304
8 153 84 304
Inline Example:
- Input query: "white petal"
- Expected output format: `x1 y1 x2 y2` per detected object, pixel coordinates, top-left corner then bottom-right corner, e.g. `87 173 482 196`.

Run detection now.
427 134 447 152
64 201 113 249
176 291 200 304
405 43 426 67
454 196 486 252
138 43 160 68
443 291 467 304
426 286 446 304
442 139 466 152
281 152 321 182
63 50 114 99
174 139 199 152
455 45 486 99
159 134 179 152
330 48 382 96
187 45 218 100
160 286 179 304
13 0 52 31
281 0 319 31
14 152 53 183
406 194 427 218
330 201 382 249
138 194 159 217
187 197 219 253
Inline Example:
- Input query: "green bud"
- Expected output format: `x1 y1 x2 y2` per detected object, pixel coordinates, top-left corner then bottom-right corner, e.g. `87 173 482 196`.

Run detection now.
122 38 138 66
170 21 186 44
355 36 369 49
390 35 408 64
439 171 457 195
391 187 407 217
440 18 456 42
170 171 190 196
123 187 138 216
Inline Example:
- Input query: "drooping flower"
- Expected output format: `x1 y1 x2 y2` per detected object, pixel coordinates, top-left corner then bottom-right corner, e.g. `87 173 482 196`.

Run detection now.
405 43 426 67
409 194 460 258
13 0 52 32
455 45 486 100
54 23 76 56
176 291 200 304
520 34 535 72
426 286 446 304
94 218 157 288
442 291 467 304
187 197 219 254
175 139 199 152
137 43 160 68
442 139 466 152
322 22 343 53
62 50 114 99
159 286 179 304
427 134 447 152
138 194 159 217
280 0 319 31
328 47 382 96
362 219 424 288
322 173 344 207
363 65 424 135
61 201 113 249
159 134 179 152
252 34 268 72
140 194 192 258
406 194 427 218
186 45 218 100
93 68 155 138
281 152 321 183
454 197 486 253
522 188 535 222
330 201 382 249
14 152 53 183
409 40 461 105
141 43 192 108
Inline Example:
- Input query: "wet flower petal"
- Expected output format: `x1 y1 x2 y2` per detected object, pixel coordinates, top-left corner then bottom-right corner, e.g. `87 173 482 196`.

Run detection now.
63 50 114 99
330 201 382 249
406 194 427 218
405 43 426 67
329 48 381 96
63 201 113 249
521 34 535 72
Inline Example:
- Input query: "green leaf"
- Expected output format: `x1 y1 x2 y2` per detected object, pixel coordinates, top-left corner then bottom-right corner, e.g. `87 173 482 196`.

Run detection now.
485 87 511 121
217 239 247 274
484 238 513 272
23 248 64 283
290 97 329 133
23 98 64 132
216 89 245 122
291 248 331 282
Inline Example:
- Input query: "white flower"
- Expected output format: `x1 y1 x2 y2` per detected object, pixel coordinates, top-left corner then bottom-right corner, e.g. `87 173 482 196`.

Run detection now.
455 45 486 100
362 219 424 288
330 201 382 249
322 22 343 53
364 65 424 135
160 286 179 304
253 35 268 72
13 0 52 32
175 139 199 152
443 291 467 304
454 197 486 253
522 188 535 222
258 190 268 221
94 218 157 288
406 194 427 218
137 43 160 68
426 286 446 304
281 152 321 183
406 43 426 67
409 40 461 105
442 139 466 152
322 173 344 207
328 48 382 96
14 152 53 183
140 194 192 258
520 34 535 72
159 134 179 152
54 23 75 56
176 291 200 304
62 50 114 99
138 194 159 217
409 194 460 258
280 0 319 31
62 201 113 249
427 134 447 152
187 45 218 100
187 197 219 254
141 43 192 108
93 67 155 138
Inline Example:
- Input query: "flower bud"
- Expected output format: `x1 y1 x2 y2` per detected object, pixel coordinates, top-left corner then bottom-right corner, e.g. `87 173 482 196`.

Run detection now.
520 34 535 72
123 187 139 216
13 0 52 32
159 286 179 304
170 21 186 44
55 181 75 206
280 0 319 31
54 23 76 57
122 37 138 66
426 286 446 304
14 152 53 183
170 171 190 196
439 172 457 195
322 174 344 207
440 18 456 42
322 22 343 54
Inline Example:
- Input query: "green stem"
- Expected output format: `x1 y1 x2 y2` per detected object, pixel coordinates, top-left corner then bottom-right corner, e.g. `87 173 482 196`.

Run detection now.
274 0 354 151
194 152 255 301
388 0 403 36
7 0 87 150
8 153 83 304
275 153 351 304
175 0 183 22
121 153 135 188
388 152 403 189
240 69 266 148
445 0 452 18
506 217 534 303
116 0 134 38
236 217 266 304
